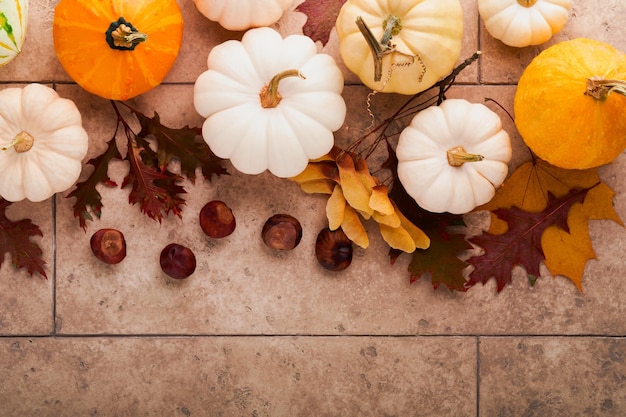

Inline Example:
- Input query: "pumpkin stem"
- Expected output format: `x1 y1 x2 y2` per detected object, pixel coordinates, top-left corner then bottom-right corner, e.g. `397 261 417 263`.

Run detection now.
356 15 411 82
259 69 305 108
517 0 538 6
585 78 626 101
2 131 34 153
106 17 148 51
447 145 484 167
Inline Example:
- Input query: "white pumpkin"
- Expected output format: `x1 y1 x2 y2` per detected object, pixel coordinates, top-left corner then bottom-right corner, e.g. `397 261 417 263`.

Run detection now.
193 27 347 178
396 99 512 214
478 0 572 48
193 0 293 31
0 84 88 202
0 0 28 67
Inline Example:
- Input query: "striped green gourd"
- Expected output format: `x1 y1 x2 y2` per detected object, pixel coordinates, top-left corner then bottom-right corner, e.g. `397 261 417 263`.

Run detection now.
0 0 27 67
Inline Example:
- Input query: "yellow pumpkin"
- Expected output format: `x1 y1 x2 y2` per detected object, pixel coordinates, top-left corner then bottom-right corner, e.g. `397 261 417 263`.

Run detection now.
514 38 626 169
335 0 463 95
53 0 183 101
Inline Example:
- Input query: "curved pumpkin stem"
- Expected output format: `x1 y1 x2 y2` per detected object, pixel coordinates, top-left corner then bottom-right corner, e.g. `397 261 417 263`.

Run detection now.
106 17 148 51
586 78 626 100
447 145 484 167
259 69 305 108
2 131 34 153
356 15 412 82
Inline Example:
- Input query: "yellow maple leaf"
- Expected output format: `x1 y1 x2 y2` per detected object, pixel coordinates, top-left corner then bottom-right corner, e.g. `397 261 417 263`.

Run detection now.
479 158 601 234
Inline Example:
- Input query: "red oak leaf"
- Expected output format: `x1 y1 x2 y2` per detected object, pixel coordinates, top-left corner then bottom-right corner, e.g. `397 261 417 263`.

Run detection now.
67 137 122 230
296 0 347 45
133 111 227 183
466 189 589 292
122 145 186 222
0 199 46 278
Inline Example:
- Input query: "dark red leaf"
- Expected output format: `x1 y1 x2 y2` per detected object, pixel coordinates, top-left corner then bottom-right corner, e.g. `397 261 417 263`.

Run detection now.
0 199 46 278
133 111 227 183
121 145 186 222
67 137 122 230
466 189 589 292
296 0 347 45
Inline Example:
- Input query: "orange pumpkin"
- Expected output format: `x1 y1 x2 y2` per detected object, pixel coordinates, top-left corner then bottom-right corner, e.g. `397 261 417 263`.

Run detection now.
514 38 626 169
53 0 183 101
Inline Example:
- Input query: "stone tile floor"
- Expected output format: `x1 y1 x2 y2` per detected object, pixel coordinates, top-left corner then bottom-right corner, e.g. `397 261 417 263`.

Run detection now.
1 0 625 416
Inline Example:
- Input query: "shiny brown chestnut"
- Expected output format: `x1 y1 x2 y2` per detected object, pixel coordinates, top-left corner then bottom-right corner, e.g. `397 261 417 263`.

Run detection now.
159 243 196 279
199 200 236 238
90 228 126 264
315 227 353 272
262 214 302 250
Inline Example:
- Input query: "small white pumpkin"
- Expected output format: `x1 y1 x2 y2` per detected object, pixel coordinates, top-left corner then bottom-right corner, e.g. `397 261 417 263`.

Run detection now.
478 0 572 48
396 99 512 214
193 27 347 178
0 84 88 202
0 0 28 67
193 0 293 31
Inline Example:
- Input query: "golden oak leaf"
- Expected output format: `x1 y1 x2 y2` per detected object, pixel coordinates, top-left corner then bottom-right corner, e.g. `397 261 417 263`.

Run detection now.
370 184 395 215
327 185 346 230
298 179 335 194
372 210 401 228
393 202 430 250
341 204 369 248
290 160 339 183
336 153 373 218
379 223 417 253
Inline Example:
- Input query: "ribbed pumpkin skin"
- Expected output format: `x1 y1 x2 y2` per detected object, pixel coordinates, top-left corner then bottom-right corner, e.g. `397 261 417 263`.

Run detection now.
0 0 28 67
336 0 463 95
514 38 626 169
53 0 183 101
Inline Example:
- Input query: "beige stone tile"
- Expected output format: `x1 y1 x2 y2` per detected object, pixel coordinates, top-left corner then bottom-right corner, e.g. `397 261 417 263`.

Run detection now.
0 200 53 335
479 337 626 416
480 0 626 84
51 82 626 336
0 336 476 416
0 2 66 82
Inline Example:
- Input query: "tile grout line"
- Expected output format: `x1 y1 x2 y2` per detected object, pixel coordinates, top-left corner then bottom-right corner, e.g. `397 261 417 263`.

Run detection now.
476 336 481 417
51 194 57 336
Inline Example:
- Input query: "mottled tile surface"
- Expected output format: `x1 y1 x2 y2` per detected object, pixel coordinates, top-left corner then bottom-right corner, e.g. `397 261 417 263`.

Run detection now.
0 0 625 415
0 336 476 416
480 337 626 417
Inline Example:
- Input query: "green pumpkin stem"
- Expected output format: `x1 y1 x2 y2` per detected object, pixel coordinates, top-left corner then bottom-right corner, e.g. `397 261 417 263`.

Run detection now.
447 145 484 167
2 131 34 153
585 78 626 101
259 69 305 108
356 15 411 82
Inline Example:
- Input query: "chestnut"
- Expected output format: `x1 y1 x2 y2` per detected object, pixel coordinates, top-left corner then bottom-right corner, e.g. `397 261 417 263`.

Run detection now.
262 214 302 250
315 227 353 272
159 243 196 279
199 200 236 238
90 228 126 264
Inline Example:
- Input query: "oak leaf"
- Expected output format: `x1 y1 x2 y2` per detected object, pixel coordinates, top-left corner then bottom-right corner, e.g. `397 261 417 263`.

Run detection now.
296 0 346 45
68 137 122 230
122 145 186 223
134 111 227 182
0 199 46 278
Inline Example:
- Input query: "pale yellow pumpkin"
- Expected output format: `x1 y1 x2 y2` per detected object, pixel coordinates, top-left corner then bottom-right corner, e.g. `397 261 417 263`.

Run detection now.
0 0 28 67
335 0 463 95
